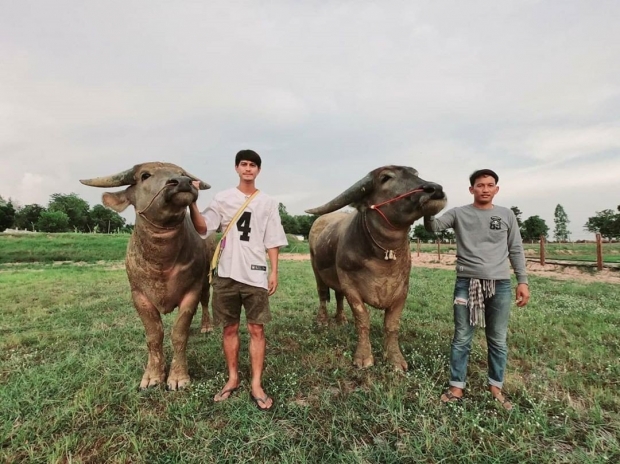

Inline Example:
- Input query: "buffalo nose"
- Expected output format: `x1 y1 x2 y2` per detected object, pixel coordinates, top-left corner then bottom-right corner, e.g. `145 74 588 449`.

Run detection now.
422 182 445 199
167 176 192 188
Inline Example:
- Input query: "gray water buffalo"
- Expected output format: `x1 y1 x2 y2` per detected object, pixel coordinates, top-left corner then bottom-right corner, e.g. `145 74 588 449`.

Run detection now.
81 162 214 390
306 165 447 371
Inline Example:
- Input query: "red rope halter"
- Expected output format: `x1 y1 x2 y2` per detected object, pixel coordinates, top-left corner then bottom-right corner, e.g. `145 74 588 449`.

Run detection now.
368 188 424 229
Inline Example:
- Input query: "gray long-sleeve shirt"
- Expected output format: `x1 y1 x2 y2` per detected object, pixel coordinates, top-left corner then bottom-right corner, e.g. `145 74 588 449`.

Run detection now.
424 204 528 284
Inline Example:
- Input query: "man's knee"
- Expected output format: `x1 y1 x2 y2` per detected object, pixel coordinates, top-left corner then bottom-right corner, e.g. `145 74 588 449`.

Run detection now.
223 323 240 337
247 323 265 339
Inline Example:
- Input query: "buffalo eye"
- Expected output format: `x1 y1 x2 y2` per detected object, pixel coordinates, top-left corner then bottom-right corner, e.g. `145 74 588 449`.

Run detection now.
380 173 394 184
141 172 151 181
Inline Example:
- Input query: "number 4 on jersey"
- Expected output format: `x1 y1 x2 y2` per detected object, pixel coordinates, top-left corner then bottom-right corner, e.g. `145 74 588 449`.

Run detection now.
237 211 252 241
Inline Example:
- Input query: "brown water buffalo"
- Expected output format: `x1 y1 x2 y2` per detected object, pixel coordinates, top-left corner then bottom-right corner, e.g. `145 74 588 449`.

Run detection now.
306 165 447 371
81 162 213 390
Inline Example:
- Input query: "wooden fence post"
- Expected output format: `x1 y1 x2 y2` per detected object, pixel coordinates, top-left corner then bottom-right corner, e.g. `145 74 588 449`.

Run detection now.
596 233 603 271
417 238 420 257
540 235 545 266
437 239 441 261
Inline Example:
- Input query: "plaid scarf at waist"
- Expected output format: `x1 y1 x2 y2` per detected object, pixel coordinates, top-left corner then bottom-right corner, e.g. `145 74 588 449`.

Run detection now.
468 279 496 327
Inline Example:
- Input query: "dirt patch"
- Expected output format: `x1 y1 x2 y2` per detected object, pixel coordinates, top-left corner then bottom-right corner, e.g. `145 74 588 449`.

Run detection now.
280 253 620 284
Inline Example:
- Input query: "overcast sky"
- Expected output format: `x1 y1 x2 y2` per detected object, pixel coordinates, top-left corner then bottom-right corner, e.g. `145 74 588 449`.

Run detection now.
2 0 619 239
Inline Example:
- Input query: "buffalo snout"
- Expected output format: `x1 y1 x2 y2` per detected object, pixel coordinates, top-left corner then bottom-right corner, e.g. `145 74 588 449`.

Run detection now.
167 176 193 192
421 182 445 200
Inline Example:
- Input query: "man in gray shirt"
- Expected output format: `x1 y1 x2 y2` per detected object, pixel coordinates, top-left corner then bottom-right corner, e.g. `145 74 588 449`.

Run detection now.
424 169 530 410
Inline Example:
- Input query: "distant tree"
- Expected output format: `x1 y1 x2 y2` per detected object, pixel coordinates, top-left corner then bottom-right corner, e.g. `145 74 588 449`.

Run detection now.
294 214 318 238
553 204 571 242
36 210 71 232
521 215 549 242
510 206 524 229
410 224 436 242
48 193 90 232
0 200 16 232
437 228 455 243
14 204 46 231
278 203 298 234
584 209 620 241
88 204 126 233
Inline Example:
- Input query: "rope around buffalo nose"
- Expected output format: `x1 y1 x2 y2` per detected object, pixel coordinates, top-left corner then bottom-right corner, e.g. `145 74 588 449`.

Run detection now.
136 183 186 230
369 188 424 229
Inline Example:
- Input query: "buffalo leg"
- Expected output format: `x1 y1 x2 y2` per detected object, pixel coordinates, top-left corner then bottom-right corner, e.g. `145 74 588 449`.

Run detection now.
334 291 347 325
133 291 166 389
168 293 200 390
199 281 213 334
314 274 331 326
383 298 408 371
347 296 374 368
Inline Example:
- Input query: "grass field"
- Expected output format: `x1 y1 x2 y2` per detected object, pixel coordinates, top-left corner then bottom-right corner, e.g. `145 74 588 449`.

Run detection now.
2 233 619 264
1 255 619 462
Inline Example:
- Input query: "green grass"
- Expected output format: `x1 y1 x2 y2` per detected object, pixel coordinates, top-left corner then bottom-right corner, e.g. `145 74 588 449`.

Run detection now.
1 261 619 462
3 233 619 264
0 233 130 264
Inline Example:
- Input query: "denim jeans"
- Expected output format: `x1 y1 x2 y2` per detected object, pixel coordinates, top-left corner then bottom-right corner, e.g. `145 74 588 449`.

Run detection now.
449 278 512 389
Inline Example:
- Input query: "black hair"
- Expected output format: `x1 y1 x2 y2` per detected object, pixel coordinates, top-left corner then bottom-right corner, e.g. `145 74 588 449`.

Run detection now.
469 169 498 186
235 149 262 168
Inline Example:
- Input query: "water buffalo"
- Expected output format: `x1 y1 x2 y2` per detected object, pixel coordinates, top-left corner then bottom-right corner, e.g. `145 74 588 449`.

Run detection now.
306 165 447 371
81 162 213 390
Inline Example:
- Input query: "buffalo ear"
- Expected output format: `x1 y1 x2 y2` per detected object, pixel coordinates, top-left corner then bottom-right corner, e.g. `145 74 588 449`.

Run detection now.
102 188 133 212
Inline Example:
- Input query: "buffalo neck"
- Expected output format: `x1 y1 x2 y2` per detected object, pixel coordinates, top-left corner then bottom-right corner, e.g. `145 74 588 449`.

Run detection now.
132 216 191 265
357 209 409 258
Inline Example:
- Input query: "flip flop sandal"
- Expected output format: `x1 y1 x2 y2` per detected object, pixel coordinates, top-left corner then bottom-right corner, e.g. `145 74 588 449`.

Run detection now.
251 394 275 412
492 394 513 411
214 386 241 402
440 390 463 403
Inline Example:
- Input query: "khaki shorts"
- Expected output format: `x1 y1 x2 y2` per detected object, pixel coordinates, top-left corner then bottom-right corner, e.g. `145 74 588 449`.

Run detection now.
212 276 271 327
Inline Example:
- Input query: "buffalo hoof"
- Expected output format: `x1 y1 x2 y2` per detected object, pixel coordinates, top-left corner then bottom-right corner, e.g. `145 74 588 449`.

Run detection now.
353 353 374 369
200 325 213 334
139 372 165 390
388 357 408 372
385 345 408 371
167 376 191 391
316 315 329 327
334 315 348 325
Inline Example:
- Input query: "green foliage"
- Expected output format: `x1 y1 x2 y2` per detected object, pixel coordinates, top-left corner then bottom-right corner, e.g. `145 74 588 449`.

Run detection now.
48 193 90 232
88 204 126 233
14 204 46 231
584 209 620 241
36 210 71 233
0 200 16 232
410 223 436 242
278 202 317 238
510 206 524 229
553 204 571 242
521 215 549 242
1 262 619 462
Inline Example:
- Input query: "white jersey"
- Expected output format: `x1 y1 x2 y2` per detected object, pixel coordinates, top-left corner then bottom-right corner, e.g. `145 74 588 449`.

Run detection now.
201 188 288 289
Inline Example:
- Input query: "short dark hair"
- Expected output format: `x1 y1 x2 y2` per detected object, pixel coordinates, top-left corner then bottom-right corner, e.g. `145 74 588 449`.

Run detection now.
235 149 262 168
469 169 498 186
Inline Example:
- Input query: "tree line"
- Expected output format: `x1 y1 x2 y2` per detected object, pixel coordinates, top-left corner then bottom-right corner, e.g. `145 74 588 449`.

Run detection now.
2 195 619 241
0 194 129 233
410 204 620 243
0 194 319 237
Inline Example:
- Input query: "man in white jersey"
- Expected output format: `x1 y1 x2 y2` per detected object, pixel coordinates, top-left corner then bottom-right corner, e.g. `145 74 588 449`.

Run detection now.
190 150 288 411
424 169 530 411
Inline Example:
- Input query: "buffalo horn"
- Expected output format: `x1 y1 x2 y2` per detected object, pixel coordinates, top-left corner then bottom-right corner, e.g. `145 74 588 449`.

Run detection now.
305 173 373 215
183 170 211 190
80 167 137 188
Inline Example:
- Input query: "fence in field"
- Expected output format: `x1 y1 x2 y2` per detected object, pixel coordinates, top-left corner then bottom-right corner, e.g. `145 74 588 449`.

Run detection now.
414 233 620 271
